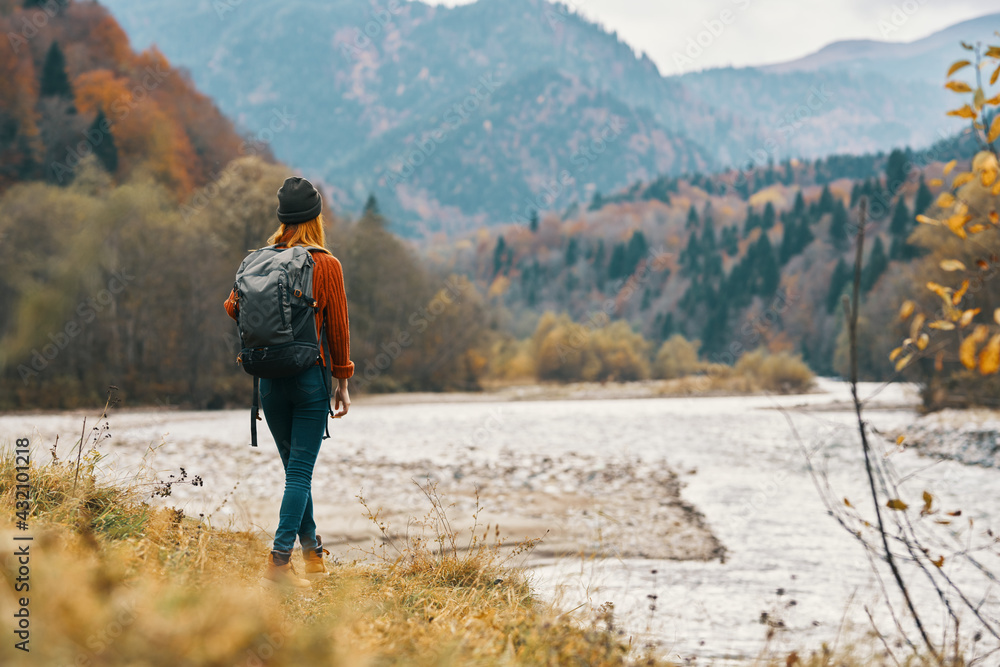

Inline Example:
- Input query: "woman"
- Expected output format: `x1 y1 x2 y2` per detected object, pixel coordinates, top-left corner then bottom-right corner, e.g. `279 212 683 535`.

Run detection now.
224 176 354 588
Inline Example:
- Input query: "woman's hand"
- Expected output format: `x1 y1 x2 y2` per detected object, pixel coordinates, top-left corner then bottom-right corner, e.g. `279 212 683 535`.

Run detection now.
334 378 350 418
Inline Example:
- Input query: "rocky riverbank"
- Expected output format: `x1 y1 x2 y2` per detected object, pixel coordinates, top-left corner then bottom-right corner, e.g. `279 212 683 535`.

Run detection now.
900 408 1000 468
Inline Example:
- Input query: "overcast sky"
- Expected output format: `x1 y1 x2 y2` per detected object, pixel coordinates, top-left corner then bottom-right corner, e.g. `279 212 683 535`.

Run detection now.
431 0 999 75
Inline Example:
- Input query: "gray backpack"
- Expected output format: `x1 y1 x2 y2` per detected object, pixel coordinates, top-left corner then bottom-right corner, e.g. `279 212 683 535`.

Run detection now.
233 245 332 446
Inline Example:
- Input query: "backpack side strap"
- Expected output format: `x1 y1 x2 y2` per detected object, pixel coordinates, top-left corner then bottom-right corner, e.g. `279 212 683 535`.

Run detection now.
319 320 335 440
251 375 260 448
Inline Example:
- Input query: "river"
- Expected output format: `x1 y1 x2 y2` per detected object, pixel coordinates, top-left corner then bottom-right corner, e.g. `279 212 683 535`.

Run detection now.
2 378 998 664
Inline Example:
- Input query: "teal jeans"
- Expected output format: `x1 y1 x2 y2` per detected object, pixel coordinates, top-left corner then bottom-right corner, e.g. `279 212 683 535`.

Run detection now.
260 364 329 552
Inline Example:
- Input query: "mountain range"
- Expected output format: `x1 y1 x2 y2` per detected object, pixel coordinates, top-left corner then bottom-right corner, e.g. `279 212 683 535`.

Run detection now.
96 0 999 233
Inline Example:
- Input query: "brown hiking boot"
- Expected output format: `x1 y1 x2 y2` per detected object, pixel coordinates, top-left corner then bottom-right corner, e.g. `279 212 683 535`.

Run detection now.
262 549 311 589
302 535 331 577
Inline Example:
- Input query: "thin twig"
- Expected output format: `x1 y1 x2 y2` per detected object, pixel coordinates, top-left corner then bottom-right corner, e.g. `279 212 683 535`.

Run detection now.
846 197 940 662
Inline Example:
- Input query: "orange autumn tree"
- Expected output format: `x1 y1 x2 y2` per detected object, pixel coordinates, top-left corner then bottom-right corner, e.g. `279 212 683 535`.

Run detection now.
893 38 1000 407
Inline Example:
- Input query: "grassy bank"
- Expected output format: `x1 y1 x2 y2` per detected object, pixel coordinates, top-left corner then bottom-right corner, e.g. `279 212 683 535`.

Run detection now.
0 444 958 666
0 446 674 666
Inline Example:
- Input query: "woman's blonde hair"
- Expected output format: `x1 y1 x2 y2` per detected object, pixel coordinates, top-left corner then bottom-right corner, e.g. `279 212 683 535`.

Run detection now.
267 213 332 254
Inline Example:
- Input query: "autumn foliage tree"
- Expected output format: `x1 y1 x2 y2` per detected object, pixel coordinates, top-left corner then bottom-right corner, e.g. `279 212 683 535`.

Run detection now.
892 40 1000 408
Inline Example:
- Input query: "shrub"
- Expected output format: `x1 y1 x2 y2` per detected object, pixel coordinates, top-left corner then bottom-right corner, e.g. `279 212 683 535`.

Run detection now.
652 334 702 379
734 348 815 393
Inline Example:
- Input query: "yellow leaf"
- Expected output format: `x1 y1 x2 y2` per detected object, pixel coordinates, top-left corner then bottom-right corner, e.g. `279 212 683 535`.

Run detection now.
889 346 904 361
929 320 956 330
945 80 973 93
928 178 944 187
886 499 909 511
922 490 934 515
991 211 999 224
974 87 986 110
916 214 939 225
946 213 970 238
895 353 914 371
994 307 1000 325
947 60 971 77
910 313 925 341
937 192 956 208
980 333 1000 374
917 333 930 351
953 280 970 305
899 300 915 320
944 160 957 176
959 308 980 327
926 282 952 300
939 259 966 271
986 94 1000 106
952 172 974 188
961 41 974 51
982 168 998 186
989 114 1000 143
993 180 1000 196
947 104 977 119
992 64 1000 86
896 435 905 446
969 223 989 234
932 555 945 568
844 497 852 508
960 325 989 369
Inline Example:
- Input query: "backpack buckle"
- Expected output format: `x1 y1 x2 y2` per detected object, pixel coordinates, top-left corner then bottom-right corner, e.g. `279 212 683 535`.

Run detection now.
294 289 303 298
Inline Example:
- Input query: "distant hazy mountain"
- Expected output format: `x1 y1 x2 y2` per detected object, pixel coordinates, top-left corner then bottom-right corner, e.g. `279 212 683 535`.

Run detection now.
97 0 997 231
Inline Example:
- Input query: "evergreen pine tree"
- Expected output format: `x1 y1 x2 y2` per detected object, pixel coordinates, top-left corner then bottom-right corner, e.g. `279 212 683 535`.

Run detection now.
825 259 851 314
755 233 780 296
40 42 74 101
818 185 834 215
686 204 699 229
89 109 118 175
492 236 506 276
793 191 805 216
885 148 910 193
861 237 888 293
761 202 776 230
914 177 933 218
889 199 912 259
564 236 578 266
829 201 849 249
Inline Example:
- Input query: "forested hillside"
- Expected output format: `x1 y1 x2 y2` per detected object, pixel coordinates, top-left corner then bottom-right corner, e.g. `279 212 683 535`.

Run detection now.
0 0 487 409
97 0 997 231
429 134 983 382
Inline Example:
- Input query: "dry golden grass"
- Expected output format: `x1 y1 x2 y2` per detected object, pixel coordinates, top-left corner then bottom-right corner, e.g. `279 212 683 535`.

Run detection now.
0 445 672 666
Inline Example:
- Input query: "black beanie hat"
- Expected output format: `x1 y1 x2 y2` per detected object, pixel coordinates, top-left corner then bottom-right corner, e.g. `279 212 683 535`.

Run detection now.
276 177 322 224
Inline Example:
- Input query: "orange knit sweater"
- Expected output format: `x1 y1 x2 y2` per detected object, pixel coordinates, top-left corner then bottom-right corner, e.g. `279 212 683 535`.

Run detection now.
224 247 355 379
